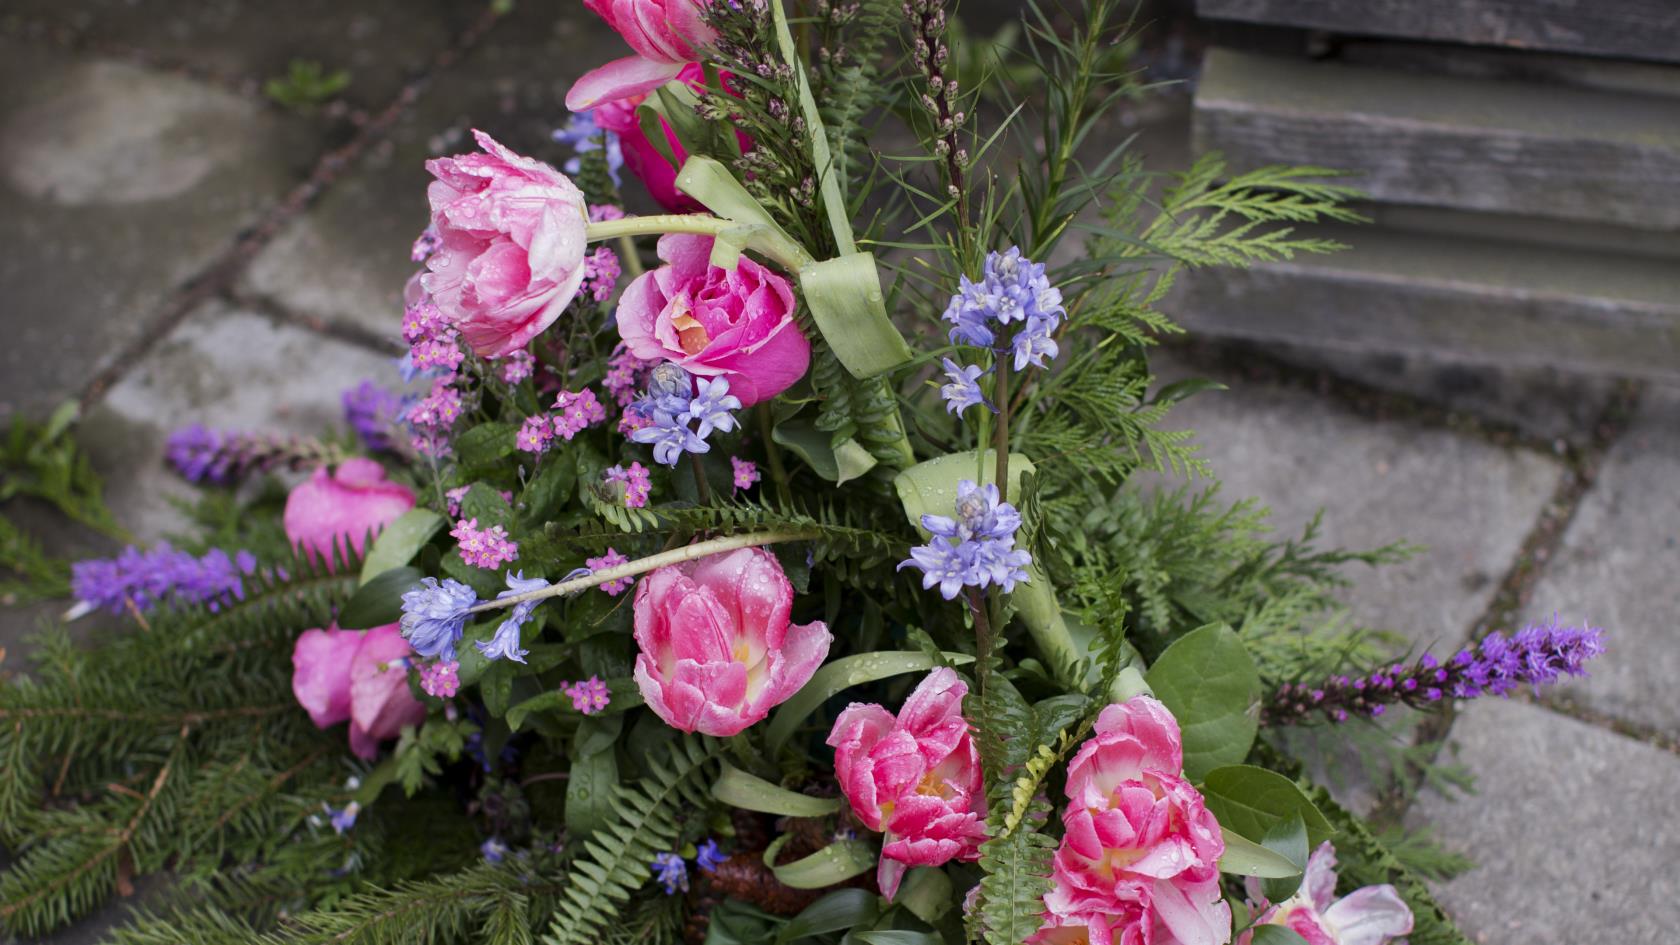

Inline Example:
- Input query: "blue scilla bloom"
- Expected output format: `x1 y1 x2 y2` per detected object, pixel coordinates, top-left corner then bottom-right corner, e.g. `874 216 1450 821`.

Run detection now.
1011 314 1060 371
630 407 709 466
400 577 479 662
476 571 550 664
651 852 689 894
688 376 742 438
941 247 1066 368
695 838 727 872
554 112 623 186
629 364 738 466
939 357 990 417
900 479 1032 600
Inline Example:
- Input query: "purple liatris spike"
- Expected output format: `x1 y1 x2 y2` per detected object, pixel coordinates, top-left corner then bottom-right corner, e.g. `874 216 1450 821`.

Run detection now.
342 380 405 452
71 543 257 614
165 424 339 484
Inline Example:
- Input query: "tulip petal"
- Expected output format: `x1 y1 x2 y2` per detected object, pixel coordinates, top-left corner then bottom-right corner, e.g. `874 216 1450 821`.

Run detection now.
565 56 684 111
1322 885 1414 945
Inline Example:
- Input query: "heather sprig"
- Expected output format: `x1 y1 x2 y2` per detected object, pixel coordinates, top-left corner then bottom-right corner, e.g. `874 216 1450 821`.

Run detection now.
1265 619 1607 725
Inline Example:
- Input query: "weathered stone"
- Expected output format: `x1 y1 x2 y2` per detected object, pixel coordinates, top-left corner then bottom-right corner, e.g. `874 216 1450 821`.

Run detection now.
239 5 624 339
1409 697 1680 944
79 299 400 542
0 40 318 420
1521 384 1680 733
1149 355 1564 648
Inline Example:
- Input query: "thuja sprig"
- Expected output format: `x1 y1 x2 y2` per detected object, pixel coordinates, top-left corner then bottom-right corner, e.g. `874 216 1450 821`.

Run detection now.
1265 619 1606 725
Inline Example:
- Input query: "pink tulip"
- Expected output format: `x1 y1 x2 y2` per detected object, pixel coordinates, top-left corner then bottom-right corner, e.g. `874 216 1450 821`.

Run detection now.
283 458 415 568
421 130 590 357
291 623 427 760
827 667 987 900
592 64 732 212
1239 842 1413 945
616 233 810 405
567 0 716 111
632 547 830 737
1043 696 1230 945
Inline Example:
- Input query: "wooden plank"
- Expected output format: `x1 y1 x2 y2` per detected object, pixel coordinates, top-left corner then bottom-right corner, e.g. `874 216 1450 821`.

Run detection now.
1193 49 1680 230
1196 0 1680 65
1169 222 1680 379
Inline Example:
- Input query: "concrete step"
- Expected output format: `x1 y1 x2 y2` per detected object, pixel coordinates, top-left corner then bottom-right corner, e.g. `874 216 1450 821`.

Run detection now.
1192 48 1680 230
1196 0 1680 65
1169 220 1680 379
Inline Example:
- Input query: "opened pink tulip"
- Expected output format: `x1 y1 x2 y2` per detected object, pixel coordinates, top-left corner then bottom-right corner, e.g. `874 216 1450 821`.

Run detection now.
592 64 750 212
422 130 590 357
1239 842 1413 945
1046 696 1230 945
827 667 987 901
292 623 427 760
616 233 810 405
567 0 715 111
632 547 830 737
283 458 415 567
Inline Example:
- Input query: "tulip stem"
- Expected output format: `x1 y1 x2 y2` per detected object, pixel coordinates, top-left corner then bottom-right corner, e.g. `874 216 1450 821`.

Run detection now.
585 214 734 243
689 452 713 505
464 528 820 614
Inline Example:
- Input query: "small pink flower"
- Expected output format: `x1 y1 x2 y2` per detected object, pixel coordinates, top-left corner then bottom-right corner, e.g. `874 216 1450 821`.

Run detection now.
517 415 554 454
827 667 987 900
420 660 461 698
422 130 590 358
500 349 536 384
604 343 655 406
1239 842 1413 945
589 204 625 223
632 547 830 737
410 332 465 373
283 459 416 568
291 623 426 760
605 462 652 508
402 297 446 343
583 246 623 301
404 379 464 433
1044 697 1230 945
552 389 607 439
616 234 810 406
587 547 633 595
731 457 759 491
451 517 519 569
565 676 612 714
566 0 715 111
445 485 471 518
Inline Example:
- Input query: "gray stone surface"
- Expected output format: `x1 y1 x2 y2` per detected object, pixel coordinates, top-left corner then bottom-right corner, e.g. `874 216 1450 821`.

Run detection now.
239 4 624 339
0 38 318 420
1521 384 1680 734
79 299 402 543
1409 697 1680 945
1151 354 1565 648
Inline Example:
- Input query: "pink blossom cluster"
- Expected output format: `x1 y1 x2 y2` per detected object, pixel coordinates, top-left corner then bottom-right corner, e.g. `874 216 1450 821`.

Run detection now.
587 548 632 595
829 668 987 900
582 246 622 302
604 462 651 508
731 457 759 491
419 660 461 698
552 389 607 439
403 297 465 374
604 343 656 407
499 349 536 384
450 517 519 569
562 676 611 714
589 204 625 223
405 378 465 457
517 415 554 454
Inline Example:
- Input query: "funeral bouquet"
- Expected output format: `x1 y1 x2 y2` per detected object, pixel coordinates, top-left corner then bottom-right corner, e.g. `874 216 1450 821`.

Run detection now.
0 2 1603 944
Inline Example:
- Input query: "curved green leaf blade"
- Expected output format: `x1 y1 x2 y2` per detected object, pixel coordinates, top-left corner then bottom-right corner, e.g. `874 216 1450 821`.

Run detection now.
1217 828 1302 879
359 508 443 585
1261 812 1310 902
800 254 913 378
1201 764 1335 848
713 762 842 818
765 651 975 754
771 839 876 889
338 566 421 629
774 889 878 945
1145 623 1261 780
772 418 877 484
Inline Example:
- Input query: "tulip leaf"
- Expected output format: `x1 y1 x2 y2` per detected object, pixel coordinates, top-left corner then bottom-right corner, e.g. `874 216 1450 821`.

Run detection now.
769 839 876 889
338 566 421 629
765 650 975 754
713 762 843 817
772 417 877 484
895 866 954 925
1250 927 1311 945
1261 812 1310 902
855 933 945 945
1144 623 1261 780
359 509 443 585
774 889 878 945
799 254 913 378
1201 764 1335 848
1217 827 1301 878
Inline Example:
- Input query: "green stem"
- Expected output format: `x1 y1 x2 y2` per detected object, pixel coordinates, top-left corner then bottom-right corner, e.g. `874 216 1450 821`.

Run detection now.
464 528 819 614
688 452 713 506
586 214 733 243
992 355 1012 503
768 0 856 256
616 235 644 279
757 404 794 507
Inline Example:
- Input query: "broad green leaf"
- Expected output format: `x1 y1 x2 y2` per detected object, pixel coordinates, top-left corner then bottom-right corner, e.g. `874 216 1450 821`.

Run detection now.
770 839 876 889
800 254 913 378
896 867 954 925
713 762 843 817
575 714 624 758
1262 813 1310 902
772 418 877 484
453 422 517 467
1144 623 1261 780
338 566 420 629
765 651 975 754
855 933 944 945
359 509 443 585
1250 926 1310 945
461 482 514 530
1217 828 1300 878
1201 765 1335 848
706 899 785 945
565 749 618 837
774 889 878 945
893 450 1035 535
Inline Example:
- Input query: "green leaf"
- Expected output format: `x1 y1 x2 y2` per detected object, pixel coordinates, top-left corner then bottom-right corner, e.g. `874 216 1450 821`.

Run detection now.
855 933 943 945
774 889 878 945
462 482 515 530
575 714 624 758
713 762 843 817
1217 828 1301 878
481 660 514 717
454 422 517 467
565 748 619 837
896 866 953 925
1201 765 1334 848
359 509 443 585
770 839 877 889
338 566 421 629
521 453 576 526
706 899 785 945
1144 623 1261 780
799 254 913 378
893 450 1035 535
1262 813 1310 902
674 156 813 272
1250 926 1311 945
772 418 877 484
765 651 975 754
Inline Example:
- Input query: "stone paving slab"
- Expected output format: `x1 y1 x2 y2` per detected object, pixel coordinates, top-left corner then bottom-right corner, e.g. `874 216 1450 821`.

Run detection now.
0 38 319 421
1409 697 1680 945
4 0 476 113
78 299 403 544
1151 353 1565 650
239 4 625 340
1521 383 1680 735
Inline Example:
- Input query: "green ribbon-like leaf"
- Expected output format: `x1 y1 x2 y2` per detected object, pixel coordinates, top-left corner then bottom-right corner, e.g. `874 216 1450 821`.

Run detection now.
772 417 877 484
338 566 421 629
1201 764 1335 848
774 889 878 945
713 762 842 817
765 651 975 754
1217 827 1302 878
565 748 618 838
358 509 443 585
675 156 812 272
1145 623 1262 780
770 839 877 889
1261 812 1311 902
799 254 913 378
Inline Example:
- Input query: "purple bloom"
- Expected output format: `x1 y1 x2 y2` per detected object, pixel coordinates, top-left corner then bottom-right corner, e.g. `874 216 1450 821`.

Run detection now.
1011 314 1060 371
477 571 549 664
481 837 510 864
900 479 1032 600
651 852 688 895
687 376 742 439
327 801 360 834
71 543 256 614
399 577 479 662
165 425 227 483
939 358 989 417
695 838 726 872
941 247 1065 362
630 407 709 466
342 380 405 452
554 111 623 186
